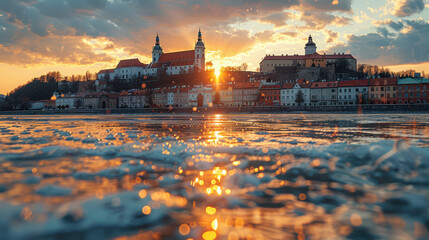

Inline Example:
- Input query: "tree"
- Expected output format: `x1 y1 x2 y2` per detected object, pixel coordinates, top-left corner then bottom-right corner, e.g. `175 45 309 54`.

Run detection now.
206 61 214 71
295 90 304 106
75 99 82 109
239 63 248 71
213 91 221 106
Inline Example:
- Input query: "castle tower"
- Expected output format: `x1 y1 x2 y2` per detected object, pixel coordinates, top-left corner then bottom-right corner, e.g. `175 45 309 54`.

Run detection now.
194 29 206 71
305 35 317 55
152 34 163 63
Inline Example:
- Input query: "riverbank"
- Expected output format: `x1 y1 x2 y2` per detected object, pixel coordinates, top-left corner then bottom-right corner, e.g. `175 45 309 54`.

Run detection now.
2 104 429 115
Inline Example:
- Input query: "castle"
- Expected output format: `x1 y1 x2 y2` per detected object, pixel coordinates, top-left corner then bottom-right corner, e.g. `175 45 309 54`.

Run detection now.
97 30 206 81
259 35 357 74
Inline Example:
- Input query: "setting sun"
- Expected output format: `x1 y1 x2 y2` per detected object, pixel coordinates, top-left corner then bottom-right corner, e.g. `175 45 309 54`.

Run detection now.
214 67 221 79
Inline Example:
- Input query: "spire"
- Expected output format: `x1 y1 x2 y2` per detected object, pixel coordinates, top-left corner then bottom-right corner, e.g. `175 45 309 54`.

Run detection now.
308 35 313 43
198 28 202 42
156 33 160 45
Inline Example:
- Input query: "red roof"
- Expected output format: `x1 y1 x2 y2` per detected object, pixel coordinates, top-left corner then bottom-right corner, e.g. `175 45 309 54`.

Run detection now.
158 50 195 62
369 78 397 86
120 90 149 96
262 53 355 61
234 82 261 89
339 79 369 87
116 59 147 68
282 83 294 89
260 84 281 90
150 50 196 68
98 69 115 74
311 81 339 88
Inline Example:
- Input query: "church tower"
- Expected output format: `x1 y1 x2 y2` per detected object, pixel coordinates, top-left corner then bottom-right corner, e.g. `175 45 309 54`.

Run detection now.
194 29 206 71
152 34 163 63
305 35 317 55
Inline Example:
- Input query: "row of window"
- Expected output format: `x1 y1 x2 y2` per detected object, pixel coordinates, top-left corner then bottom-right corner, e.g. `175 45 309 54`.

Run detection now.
399 92 428 98
398 85 427 90
339 88 366 93
311 95 337 100
370 86 397 91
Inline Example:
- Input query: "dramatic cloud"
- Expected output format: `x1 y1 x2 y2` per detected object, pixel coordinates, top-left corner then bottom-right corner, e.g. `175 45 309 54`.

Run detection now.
0 0 358 67
330 20 429 65
391 0 425 17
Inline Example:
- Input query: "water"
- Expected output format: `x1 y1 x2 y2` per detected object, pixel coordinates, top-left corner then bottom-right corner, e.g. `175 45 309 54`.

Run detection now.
0 114 429 240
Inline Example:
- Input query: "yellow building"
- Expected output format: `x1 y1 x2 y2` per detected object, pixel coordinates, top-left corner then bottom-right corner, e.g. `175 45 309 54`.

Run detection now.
260 36 357 73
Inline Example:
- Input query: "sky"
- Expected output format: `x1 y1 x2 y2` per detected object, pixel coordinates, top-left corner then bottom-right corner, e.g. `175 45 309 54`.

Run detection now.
0 0 428 94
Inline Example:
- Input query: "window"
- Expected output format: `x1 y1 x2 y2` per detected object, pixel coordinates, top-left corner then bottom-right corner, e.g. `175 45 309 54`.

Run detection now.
417 86 420 90
405 93 409 97
393 94 396 98
417 92 421 97
332 89 335 92
405 86 408 90
371 87 374 91
381 87 384 91
393 87 396 91
349 89 351 92
387 87 390 91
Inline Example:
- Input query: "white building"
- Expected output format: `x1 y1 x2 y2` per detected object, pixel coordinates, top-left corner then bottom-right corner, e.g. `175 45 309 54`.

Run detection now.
118 90 150 108
97 69 115 81
55 94 77 109
338 79 369 105
188 85 213 107
281 80 311 106
97 30 206 81
260 35 357 73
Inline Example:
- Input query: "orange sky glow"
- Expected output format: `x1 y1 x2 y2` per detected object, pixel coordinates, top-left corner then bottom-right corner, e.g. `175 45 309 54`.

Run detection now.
0 0 428 95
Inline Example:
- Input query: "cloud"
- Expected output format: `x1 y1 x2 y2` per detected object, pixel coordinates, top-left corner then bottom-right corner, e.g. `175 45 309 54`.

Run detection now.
391 0 425 17
325 30 339 43
260 12 291 27
330 20 429 65
301 0 353 12
0 0 359 67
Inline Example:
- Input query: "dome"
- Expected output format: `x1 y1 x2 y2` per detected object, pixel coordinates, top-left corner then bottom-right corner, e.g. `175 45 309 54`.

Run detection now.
306 35 316 46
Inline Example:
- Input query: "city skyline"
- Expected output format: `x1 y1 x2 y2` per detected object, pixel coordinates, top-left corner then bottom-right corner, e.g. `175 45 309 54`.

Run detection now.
0 0 428 94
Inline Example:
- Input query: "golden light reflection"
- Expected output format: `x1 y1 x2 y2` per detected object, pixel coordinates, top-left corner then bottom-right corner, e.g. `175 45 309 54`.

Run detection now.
202 231 217 240
206 206 217 215
211 218 218 230
142 205 151 215
138 189 147 199
179 224 191 236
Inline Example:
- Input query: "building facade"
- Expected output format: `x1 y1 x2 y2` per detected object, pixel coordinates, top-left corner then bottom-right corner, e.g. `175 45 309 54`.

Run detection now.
310 81 338 106
338 79 369 105
259 84 281 106
97 30 206 81
281 80 311 107
260 36 357 73
118 90 150 108
188 85 213 107
369 78 397 104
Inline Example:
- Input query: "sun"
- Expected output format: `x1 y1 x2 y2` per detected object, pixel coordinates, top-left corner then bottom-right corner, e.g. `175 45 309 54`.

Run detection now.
214 67 221 78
